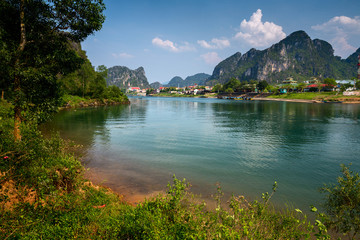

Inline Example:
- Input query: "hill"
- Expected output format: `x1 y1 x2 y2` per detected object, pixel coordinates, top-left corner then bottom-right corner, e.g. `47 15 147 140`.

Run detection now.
207 30 359 84
107 66 150 89
166 73 210 87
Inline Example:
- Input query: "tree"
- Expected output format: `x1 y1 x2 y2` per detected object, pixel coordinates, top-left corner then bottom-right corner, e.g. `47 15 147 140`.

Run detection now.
0 0 105 140
265 84 278 93
257 80 269 92
212 83 222 93
223 78 241 92
225 88 234 94
323 78 336 87
320 164 360 239
355 80 360 90
317 81 324 92
296 82 307 92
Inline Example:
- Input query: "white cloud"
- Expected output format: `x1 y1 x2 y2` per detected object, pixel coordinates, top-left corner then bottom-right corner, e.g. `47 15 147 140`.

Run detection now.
198 38 230 49
152 37 195 52
234 9 286 48
201 52 222 65
312 16 360 34
312 16 360 57
112 52 134 59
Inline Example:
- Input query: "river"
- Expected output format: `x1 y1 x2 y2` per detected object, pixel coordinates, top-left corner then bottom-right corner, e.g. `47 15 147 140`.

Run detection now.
41 97 360 211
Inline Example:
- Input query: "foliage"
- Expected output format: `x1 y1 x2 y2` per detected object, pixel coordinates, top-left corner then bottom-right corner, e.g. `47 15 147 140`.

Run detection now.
225 87 234 94
212 83 222 93
266 84 279 93
0 0 106 139
323 78 336 86
297 82 307 92
102 85 129 103
320 164 360 239
223 78 241 92
257 80 269 91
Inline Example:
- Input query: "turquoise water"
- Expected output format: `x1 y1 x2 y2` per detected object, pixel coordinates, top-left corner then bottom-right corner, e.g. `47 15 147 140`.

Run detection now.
42 97 360 210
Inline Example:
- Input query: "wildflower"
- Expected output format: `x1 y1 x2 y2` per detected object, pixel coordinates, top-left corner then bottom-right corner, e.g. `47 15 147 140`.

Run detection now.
3 156 9 160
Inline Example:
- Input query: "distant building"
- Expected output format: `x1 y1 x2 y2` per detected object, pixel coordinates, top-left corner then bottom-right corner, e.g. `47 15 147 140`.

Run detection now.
128 87 141 93
282 77 297 85
336 80 355 85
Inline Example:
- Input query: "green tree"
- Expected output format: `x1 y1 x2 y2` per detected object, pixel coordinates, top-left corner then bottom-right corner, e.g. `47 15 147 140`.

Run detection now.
223 78 241 92
225 88 234 94
212 83 222 93
265 84 278 93
323 78 336 87
257 80 269 92
355 80 360 90
296 82 307 92
320 164 360 239
89 66 107 99
0 0 105 140
317 81 324 92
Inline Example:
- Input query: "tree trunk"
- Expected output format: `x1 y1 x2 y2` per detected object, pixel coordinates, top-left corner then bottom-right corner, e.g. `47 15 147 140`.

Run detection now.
14 0 26 141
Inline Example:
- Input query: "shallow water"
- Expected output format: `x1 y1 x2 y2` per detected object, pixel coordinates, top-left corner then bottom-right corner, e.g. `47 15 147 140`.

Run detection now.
42 97 360 211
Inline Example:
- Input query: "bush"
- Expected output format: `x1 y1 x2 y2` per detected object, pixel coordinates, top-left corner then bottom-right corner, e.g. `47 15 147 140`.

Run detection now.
320 164 360 239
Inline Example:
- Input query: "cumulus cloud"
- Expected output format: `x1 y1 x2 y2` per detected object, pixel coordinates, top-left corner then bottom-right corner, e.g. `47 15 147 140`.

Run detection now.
112 52 134 59
312 16 360 34
312 16 360 57
198 38 230 49
234 9 286 48
152 37 195 52
201 52 222 65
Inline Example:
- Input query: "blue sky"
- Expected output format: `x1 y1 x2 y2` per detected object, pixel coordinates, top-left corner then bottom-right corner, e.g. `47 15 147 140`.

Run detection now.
82 0 360 84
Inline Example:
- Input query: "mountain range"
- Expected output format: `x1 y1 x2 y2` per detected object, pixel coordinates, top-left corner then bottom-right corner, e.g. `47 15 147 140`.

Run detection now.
106 30 359 89
206 30 359 85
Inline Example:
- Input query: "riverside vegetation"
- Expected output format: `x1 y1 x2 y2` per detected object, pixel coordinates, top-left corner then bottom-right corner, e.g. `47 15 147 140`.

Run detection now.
1 100 360 239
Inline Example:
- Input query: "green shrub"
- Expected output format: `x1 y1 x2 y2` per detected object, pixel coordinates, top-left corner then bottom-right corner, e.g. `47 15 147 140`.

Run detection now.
320 164 360 239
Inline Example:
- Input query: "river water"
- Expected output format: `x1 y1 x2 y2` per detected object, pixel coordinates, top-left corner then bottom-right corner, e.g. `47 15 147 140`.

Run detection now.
42 97 360 211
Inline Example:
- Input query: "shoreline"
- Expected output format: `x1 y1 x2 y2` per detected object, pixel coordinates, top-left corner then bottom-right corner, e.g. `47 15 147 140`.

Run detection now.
252 97 319 103
253 97 360 104
146 94 360 104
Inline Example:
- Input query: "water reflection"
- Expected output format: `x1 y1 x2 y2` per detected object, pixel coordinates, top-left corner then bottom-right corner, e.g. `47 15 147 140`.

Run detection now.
42 97 360 210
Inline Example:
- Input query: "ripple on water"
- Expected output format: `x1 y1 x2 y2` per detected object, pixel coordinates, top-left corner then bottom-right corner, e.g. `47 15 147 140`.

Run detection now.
43 97 360 212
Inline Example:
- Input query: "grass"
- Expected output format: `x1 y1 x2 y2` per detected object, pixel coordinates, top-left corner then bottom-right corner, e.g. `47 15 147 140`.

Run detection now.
267 92 360 102
267 92 334 100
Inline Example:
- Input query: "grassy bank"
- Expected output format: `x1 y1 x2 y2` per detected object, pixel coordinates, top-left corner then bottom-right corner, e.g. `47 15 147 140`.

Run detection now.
266 92 360 103
61 93 130 109
1 99 354 239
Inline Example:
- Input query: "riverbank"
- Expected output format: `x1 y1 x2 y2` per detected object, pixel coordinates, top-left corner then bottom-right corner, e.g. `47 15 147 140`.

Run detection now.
4 99 354 238
146 91 360 103
60 94 130 109
0 126 320 238
261 92 360 104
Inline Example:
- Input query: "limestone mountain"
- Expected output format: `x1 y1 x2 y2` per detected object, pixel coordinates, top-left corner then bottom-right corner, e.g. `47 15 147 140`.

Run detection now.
167 76 184 87
150 81 162 89
166 73 211 87
107 66 150 89
207 31 358 84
